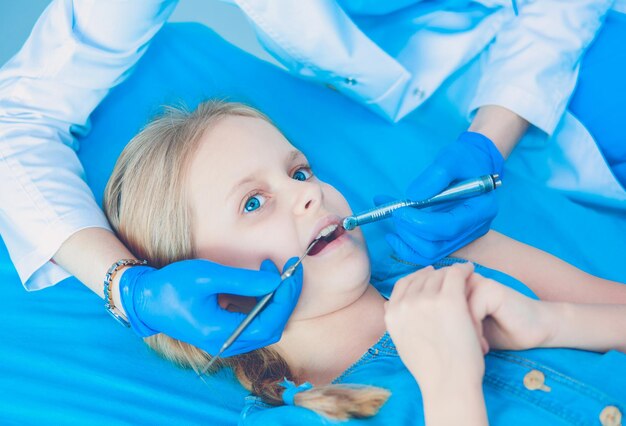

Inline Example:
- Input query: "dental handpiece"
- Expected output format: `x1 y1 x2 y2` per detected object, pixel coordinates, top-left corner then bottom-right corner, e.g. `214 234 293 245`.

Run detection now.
342 174 501 231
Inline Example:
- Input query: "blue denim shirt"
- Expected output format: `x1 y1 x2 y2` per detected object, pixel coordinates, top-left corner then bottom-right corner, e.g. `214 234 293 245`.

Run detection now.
239 259 626 425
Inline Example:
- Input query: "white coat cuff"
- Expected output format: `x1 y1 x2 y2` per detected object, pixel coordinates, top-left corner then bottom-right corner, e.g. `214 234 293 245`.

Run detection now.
468 83 565 136
14 213 112 291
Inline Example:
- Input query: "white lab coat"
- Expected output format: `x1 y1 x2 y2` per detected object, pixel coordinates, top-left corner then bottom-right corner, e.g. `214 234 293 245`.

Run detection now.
234 0 609 131
0 0 622 291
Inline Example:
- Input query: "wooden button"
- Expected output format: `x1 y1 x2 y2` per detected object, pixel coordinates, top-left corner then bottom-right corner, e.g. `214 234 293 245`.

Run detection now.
599 405 622 426
523 370 551 392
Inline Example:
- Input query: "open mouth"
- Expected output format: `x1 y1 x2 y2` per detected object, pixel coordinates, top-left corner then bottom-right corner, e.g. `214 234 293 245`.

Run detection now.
308 223 346 256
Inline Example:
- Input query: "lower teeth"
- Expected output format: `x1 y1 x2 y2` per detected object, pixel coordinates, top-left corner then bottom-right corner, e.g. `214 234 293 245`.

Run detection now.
309 227 343 256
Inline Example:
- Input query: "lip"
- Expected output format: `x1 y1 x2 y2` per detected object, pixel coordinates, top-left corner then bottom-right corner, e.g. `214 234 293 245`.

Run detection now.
308 214 343 248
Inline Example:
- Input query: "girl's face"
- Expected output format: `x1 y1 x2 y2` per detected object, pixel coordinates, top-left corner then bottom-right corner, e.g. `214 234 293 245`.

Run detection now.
186 115 371 320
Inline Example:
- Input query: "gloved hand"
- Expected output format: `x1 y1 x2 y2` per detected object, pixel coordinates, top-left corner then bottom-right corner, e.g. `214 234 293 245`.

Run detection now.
118 257 303 356
376 131 504 265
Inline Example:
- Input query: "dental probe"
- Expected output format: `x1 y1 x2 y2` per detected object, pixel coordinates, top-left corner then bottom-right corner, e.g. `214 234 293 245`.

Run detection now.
342 174 501 231
198 228 334 379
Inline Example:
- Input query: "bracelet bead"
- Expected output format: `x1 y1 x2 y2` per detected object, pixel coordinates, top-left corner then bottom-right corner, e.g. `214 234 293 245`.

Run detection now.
103 259 148 328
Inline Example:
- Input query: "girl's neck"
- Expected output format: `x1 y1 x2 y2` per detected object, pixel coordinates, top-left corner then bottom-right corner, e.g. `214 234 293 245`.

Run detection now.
276 285 387 386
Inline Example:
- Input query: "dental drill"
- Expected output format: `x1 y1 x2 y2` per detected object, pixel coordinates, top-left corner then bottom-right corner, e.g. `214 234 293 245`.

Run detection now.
342 174 501 231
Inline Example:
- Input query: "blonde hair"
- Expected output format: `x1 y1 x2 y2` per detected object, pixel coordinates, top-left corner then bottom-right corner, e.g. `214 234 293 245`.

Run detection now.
103 100 390 420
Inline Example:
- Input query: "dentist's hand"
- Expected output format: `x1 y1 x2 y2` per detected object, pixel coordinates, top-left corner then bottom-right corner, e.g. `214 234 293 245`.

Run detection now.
118 257 303 356
376 131 504 265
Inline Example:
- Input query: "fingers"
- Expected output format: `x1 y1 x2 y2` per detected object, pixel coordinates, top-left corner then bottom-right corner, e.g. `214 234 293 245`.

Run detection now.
389 265 499 359
440 262 474 297
385 233 437 266
260 258 280 274
196 257 299 297
467 274 489 323
442 265 490 356
468 272 493 310
480 333 490 355
275 257 304 306
390 262 474 305
419 270 443 295
189 262 272 296
393 193 497 241
280 256 301 275
229 258 304 355
464 273 492 355
193 257 303 356
407 165 452 201
466 273 506 334
389 265 434 304
386 217 491 265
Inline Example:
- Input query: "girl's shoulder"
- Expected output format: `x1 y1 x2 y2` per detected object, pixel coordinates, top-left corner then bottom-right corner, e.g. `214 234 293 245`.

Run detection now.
371 256 539 300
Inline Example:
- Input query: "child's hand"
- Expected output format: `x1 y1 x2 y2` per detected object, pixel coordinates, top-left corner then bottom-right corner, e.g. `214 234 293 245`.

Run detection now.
467 273 555 352
384 263 485 389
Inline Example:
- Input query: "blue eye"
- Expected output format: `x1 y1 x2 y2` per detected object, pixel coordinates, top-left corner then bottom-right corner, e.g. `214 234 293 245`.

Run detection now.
293 167 312 181
244 194 266 213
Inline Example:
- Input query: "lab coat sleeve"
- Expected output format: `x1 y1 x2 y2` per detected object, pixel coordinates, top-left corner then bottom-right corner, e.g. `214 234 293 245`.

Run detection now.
468 0 614 135
0 0 177 290
233 0 412 120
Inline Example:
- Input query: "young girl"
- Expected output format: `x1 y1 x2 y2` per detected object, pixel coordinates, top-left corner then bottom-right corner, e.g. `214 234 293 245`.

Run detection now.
103 101 626 425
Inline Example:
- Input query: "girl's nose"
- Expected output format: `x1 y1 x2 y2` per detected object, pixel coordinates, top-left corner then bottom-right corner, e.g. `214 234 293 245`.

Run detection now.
292 181 323 216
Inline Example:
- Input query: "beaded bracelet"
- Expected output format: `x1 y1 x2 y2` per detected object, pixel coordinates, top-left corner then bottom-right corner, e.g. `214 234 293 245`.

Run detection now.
104 259 147 328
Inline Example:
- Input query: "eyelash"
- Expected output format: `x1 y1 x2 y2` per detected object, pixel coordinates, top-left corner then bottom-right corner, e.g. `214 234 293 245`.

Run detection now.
241 164 314 215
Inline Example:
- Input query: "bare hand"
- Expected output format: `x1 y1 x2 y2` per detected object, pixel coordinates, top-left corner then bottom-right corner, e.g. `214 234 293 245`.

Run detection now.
467 273 554 352
384 263 486 389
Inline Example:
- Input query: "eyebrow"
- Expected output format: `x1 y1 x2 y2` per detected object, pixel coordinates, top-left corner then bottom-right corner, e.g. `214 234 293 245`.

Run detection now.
227 149 305 200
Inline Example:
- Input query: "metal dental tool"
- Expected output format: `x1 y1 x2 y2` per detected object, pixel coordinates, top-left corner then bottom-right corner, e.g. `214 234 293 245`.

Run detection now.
342 174 501 231
198 226 336 379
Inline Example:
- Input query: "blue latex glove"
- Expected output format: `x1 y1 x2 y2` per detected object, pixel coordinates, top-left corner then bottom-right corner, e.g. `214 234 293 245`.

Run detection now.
375 131 504 265
118 257 303 357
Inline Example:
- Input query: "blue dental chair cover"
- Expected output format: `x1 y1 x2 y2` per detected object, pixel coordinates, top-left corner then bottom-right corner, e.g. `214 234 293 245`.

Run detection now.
1 19 625 425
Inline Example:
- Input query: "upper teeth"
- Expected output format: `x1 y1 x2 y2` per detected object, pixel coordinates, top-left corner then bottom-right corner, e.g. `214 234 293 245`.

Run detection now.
317 223 338 239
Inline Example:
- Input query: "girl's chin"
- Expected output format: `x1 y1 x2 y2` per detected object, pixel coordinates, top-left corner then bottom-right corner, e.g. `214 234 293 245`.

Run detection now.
305 254 370 279
293 281 371 320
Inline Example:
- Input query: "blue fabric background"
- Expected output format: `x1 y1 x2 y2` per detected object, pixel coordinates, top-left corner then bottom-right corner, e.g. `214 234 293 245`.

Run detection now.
569 11 626 187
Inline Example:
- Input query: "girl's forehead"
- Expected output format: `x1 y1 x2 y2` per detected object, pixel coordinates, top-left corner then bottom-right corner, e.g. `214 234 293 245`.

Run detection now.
186 116 300 197
200 115 295 161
